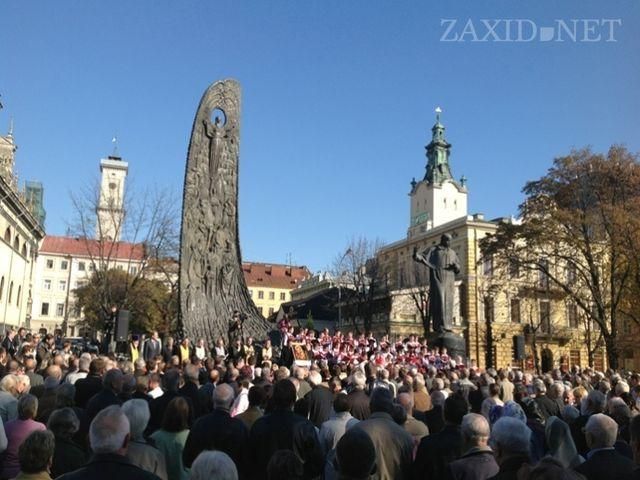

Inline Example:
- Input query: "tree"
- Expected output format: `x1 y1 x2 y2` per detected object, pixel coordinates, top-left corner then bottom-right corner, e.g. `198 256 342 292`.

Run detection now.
69 181 180 335
74 269 178 334
481 146 640 370
331 237 388 334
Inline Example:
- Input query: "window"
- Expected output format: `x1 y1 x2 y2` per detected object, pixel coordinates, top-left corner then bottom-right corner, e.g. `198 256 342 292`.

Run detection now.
567 303 578 329
61 260 69 270
3 227 10 242
538 258 549 289
16 286 21 307
539 301 551 333
257 306 263 315
249 290 253 298
59 280 67 291
509 259 520 279
78 262 86 271
41 302 49 316
510 298 521 323
46 259 54 269
268 307 274 316
258 291 264 299
0 276 4 300
483 256 493 276
43 279 51 290
269 291 275 300
484 297 494 323
56 303 64 316
88 263 95 271
129 266 138 275
280 292 286 301
116 265 124 270
13 236 19 250
566 261 577 283
7 282 13 304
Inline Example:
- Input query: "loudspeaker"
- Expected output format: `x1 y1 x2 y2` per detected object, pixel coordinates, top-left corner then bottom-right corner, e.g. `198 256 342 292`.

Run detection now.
115 310 130 342
513 335 525 360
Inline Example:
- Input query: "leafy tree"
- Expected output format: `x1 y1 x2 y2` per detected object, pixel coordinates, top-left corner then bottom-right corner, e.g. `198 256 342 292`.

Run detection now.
74 268 177 335
481 146 640 370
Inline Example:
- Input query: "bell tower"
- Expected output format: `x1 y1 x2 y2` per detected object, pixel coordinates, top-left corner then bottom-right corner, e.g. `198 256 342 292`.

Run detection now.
96 152 128 241
408 107 468 238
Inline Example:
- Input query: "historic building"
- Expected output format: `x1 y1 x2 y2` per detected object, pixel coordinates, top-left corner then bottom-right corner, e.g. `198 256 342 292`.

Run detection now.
362 110 602 371
0 124 46 331
243 262 311 318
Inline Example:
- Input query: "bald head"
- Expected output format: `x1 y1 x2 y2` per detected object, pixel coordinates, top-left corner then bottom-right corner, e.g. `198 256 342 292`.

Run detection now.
214 383 235 411
461 413 490 448
397 393 414 414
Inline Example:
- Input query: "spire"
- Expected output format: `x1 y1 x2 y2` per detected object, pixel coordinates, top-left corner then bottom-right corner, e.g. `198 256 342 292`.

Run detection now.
7 117 13 138
424 106 453 185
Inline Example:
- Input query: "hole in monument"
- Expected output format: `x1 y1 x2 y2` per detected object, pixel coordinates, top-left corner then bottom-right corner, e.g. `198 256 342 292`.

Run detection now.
211 108 227 127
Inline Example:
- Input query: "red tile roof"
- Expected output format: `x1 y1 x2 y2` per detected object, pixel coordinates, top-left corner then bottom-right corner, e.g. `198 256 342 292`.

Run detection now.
40 235 146 261
242 262 311 290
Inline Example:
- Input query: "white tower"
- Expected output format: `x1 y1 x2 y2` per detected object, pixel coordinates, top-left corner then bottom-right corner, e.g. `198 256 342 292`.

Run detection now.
96 154 128 241
408 108 468 238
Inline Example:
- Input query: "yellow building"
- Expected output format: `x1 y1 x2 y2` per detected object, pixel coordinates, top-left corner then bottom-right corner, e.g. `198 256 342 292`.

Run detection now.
0 125 45 331
243 262 310 318
374 110 603 371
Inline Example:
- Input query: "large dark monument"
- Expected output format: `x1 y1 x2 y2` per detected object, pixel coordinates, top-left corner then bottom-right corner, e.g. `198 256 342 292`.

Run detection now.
413 233 466 357
179 79 268 342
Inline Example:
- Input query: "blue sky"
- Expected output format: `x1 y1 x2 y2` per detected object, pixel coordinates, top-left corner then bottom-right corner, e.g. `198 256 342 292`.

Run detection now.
1 1 638 273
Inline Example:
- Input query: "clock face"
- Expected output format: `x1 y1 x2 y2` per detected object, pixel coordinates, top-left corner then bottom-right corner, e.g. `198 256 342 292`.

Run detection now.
109 182 117 190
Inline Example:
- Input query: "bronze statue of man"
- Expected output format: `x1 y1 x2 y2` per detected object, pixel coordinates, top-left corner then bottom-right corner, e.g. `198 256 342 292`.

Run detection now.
413 233 460 333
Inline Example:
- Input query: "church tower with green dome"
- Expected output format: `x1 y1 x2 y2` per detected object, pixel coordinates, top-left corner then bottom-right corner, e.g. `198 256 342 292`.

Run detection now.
408 108 468 238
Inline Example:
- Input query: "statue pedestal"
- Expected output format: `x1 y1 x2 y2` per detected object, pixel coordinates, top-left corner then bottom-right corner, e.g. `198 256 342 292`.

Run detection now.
427 331 466 359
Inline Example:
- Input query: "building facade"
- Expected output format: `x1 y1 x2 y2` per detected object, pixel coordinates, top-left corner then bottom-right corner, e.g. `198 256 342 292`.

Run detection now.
369 110 601 370
243 262 311 318
0 126 45 332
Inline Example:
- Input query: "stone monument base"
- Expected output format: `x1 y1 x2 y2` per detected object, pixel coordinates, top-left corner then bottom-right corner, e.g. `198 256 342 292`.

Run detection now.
426 331 466 359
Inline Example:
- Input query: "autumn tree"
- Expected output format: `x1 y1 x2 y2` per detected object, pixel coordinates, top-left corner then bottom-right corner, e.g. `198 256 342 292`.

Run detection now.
69 180 180 334
481 146 640 370
74 269 178 334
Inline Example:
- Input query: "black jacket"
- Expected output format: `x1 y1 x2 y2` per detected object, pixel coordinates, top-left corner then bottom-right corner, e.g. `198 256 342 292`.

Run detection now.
447 448 499 480
75 374 103 409
574 449 635 480
182 409 248 472
51 436 88 478
57 453 160 480
535 394 561 420
347 389 370 421
305 385 334 428
248 409 315 480
413 424 463 480
147 391 194 434
86 388 122 422
488 454 530 480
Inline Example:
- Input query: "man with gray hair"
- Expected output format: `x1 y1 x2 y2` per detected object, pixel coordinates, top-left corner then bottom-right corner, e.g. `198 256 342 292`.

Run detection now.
397 392 429 443
347 370 370 420
447 413 498 480
182 383 248 474
66 353 91 385
533 379 560 420
57 405 160 480
489 416 531 479
574 413 634 480
571 388 607 456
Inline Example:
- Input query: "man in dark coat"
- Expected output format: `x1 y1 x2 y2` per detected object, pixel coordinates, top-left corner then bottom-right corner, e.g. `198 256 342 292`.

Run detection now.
347 371 370 420
182 384 248 474
574 413 634 480
57 405 160 480
85 368 124 422
413 393 467 480
447 413 498 480
249 379 316 479
143 331 162 362
179 364 203 418
305 370 334 428
533 380 561 420
75 358 106 408
148 369 194 433
488 417 531 480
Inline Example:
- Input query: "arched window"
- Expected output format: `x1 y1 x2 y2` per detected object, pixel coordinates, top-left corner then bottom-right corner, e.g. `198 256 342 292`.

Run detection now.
8 282 13 305
21 244 27 257
3 227 10 242
0 276 4 300
16 286 21 307
13 236 19 250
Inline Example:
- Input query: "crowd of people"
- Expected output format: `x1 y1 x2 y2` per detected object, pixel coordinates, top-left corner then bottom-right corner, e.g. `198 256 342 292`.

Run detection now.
0 323 639 480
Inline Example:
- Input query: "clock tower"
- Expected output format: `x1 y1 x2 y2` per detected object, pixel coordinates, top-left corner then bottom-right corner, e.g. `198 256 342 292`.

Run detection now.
97 154 128 241
408 108 468 238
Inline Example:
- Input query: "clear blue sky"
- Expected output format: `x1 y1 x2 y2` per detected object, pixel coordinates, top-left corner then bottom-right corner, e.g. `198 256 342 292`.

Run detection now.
1 1 638 273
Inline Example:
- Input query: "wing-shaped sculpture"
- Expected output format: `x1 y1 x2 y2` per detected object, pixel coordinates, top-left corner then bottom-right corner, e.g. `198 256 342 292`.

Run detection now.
179 79 268 343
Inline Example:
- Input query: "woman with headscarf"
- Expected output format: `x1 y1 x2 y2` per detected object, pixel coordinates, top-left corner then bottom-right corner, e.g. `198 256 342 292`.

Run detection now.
545 416 584 469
